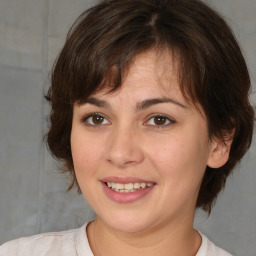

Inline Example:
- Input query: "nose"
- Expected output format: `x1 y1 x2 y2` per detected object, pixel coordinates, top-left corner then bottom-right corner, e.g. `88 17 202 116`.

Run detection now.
105 125 144 168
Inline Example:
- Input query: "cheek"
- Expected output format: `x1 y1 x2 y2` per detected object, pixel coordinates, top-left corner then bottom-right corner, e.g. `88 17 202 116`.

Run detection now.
71 130 104 178
146 128 210 183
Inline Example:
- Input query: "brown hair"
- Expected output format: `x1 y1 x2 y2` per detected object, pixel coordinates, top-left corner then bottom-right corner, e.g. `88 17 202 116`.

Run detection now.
46 0 255 213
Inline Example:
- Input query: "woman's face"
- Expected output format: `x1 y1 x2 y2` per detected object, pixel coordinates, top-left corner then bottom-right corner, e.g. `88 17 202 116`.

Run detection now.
71 49 218 233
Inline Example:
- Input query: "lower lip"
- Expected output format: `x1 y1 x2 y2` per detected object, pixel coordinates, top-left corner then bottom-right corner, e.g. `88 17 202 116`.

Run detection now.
101 183 154 203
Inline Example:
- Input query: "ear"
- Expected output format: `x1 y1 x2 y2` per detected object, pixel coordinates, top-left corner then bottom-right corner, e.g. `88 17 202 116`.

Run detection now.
207 130 235 168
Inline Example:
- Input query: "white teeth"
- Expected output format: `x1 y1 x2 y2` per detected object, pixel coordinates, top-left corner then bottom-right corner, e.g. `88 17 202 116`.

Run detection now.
115 183 124 190
134 183 140 189
140 183 146 189
106 182 153 192
119 189 136 193
124 183 133 190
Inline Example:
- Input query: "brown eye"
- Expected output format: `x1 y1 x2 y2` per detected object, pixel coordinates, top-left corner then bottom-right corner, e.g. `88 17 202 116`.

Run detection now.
92 115 104 125
154 116 167 125
145 115 174 127
83 114 110 126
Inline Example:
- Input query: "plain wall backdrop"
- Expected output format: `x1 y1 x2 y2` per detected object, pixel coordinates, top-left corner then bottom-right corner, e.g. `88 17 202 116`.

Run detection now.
0 0 255 255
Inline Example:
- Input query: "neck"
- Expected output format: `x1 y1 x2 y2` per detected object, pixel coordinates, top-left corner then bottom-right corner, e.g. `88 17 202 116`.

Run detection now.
87 215 201 256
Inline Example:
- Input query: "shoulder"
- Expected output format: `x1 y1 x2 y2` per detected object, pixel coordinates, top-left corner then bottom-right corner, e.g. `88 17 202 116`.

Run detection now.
197 231 234 256
0 226 82 256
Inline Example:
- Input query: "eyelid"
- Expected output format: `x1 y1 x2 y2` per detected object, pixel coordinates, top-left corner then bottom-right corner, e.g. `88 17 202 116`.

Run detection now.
144 114 176 127
80 112 111 127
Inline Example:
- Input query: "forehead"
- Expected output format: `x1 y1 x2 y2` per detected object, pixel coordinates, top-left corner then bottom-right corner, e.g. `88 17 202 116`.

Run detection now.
93 49 183 100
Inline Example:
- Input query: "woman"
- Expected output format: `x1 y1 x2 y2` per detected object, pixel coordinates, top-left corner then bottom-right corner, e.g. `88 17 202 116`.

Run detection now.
0 0 254 255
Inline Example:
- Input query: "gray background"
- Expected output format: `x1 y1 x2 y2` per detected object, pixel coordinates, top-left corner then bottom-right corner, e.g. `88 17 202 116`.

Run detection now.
0 0 255 255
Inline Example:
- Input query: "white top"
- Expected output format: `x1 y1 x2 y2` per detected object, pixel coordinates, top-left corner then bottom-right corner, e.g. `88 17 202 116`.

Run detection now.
0 222 233 256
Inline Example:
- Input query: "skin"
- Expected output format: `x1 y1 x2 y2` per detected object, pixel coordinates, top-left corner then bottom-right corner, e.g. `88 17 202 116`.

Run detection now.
71 49 231 256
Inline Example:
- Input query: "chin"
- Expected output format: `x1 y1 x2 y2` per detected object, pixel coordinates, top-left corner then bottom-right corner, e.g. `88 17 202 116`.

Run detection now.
99 211 157 233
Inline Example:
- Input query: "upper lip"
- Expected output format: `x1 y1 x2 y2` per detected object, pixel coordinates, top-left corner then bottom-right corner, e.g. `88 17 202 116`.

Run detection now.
101 176 155 184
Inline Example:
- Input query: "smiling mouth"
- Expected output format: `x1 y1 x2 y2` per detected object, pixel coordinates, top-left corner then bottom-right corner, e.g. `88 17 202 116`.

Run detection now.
105 182 154 193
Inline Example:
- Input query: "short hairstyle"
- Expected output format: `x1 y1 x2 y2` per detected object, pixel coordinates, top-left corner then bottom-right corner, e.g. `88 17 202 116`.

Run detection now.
46 0 255 213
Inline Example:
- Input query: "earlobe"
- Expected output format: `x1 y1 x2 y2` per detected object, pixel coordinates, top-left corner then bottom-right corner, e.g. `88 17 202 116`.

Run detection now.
207 136 233 169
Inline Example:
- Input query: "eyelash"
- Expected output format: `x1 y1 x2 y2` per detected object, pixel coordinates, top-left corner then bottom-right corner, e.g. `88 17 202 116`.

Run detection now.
80 113 175 128
145 114 175 128
80 112 111 128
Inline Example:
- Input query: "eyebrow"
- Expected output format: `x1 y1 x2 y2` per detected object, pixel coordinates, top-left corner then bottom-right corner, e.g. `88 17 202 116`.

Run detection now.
83 97 111 108
136 97 187 110
83 96 187 110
